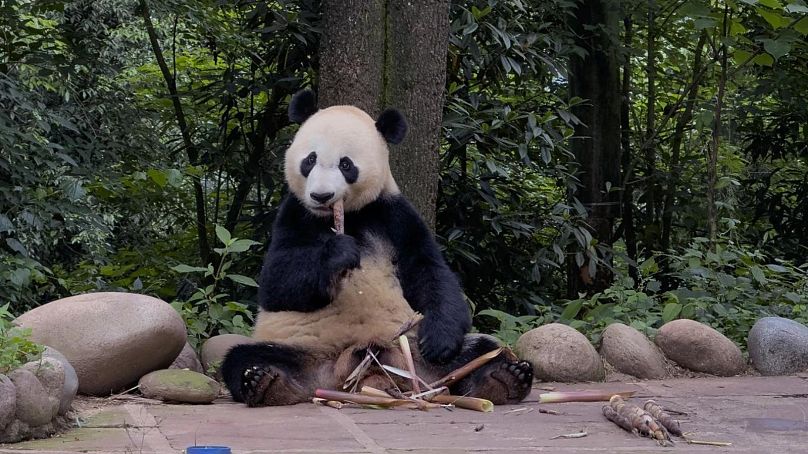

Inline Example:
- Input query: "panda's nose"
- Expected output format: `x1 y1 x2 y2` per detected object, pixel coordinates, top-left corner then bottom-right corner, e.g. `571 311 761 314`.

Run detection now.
310 192 334 204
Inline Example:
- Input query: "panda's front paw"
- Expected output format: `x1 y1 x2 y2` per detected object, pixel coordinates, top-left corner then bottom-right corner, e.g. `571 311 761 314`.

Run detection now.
323 234 361 277
418 319 464 364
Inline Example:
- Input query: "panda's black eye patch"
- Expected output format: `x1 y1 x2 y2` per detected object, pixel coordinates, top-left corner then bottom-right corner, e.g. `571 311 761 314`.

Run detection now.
339 157 358 184
300 152 317 177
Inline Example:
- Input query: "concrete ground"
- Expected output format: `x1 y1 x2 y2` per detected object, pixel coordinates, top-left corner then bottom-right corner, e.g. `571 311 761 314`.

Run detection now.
2 375 808 454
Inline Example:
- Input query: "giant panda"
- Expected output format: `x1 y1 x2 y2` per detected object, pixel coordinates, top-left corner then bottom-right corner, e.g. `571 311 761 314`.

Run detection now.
221 90 533 407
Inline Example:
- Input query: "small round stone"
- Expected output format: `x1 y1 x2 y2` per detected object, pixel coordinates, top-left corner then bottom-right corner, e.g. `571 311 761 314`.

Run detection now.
515 323 604 382
748 317 808 376
655 319 744 376
200 334 253 377
600 323 668 379
139 369 221 404
0 374 16 430
170 342 204 374
8 369 58 427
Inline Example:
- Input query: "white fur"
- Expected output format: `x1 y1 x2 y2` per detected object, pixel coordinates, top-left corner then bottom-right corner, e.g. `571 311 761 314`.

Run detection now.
285 106 399 216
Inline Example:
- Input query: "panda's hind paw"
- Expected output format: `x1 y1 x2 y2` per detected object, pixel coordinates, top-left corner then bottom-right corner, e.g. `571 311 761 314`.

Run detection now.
492 360 534 403
242 365 278 407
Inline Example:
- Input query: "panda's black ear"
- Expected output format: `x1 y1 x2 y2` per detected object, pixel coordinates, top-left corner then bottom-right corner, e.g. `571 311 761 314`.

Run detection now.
289 89 318 124
375 109 408 145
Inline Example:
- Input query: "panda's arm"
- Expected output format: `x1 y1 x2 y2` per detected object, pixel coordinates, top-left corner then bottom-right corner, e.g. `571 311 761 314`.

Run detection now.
258 196 359 313
386 197 472 363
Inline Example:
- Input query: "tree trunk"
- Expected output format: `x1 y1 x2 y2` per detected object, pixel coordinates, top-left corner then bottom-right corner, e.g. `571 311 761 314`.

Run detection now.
140 0 211 265
568 0 622 296
318 0 449 229
708 7 730 250
643 0 657 229
318 0 385 113
386 0 449 229
620 15 638 284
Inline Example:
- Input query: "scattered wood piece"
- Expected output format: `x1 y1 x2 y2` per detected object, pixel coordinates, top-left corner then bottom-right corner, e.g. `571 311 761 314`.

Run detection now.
359 386 394 399
398 335 421 394
392 314 423 339
474 424 485 432
539 386 556 391
312 397 344 409
643 399 683 436
686 439 732 447
343 351 374 391
550 431 588 440
428 347 504 388
333 199 345 234
538 408 562 416
503 407 531 415
539 390 636 403
430 395 494 412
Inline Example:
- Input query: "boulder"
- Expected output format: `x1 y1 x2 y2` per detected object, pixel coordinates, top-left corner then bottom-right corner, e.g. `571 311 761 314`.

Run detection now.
7 369 58 427
600 323 668 379
138 369 220 404
748 317 808 376
655 319 744 376
16 292 186 395
515 323 604 382
201 334 253 376
0 419 30 444
42 347 79 414
21 357 64 418
0 375 15 430
170 342 204 374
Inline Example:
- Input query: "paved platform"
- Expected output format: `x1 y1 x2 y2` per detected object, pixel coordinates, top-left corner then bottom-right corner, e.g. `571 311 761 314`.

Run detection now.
2 375 808 453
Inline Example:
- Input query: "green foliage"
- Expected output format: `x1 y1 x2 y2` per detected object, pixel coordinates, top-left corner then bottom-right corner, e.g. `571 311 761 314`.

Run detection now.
170 226 258 348
564 238 807 346
0 304 44 374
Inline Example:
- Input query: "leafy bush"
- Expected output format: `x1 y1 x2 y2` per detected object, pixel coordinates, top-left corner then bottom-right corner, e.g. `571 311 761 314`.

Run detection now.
480 237 808 347
0 303 44 374
170 226 258 348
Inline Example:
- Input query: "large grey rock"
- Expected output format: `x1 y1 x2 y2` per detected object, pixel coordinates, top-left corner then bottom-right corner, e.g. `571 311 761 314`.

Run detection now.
139 369 220 404
201 334 253 376
0 374 15 430
170 342 204 374
655 319 745 376
7 369 58 426
600 323 668 379
515 323 604 382
42 347 78 414
748 317 808 376
15 292 186 395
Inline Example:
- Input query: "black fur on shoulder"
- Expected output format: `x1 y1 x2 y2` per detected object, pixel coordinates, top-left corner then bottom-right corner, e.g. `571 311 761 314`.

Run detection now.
288 89 318 124
375 109 408 144
258 193 471 364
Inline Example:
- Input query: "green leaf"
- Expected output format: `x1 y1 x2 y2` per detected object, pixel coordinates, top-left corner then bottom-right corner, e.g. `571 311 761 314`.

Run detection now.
147 169 167 187
662 303 682 323
784 292 802 303
766 264 788 273
215 225 231 245
758 0 783 8
560 300 584 320
733 49 753 64
750 266 767 284
227 239 260 253
753 53 775 66
171 264 209 273
763 38 791 59
227 274 259 287
758 9 789 28
795 17 808 35
785 3 808 12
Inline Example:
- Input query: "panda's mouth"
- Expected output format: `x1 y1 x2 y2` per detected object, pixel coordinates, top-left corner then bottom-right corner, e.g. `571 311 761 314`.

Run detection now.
309 205 333 217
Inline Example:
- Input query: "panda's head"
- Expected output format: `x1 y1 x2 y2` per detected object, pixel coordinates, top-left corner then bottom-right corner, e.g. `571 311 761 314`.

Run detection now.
284 90 408 217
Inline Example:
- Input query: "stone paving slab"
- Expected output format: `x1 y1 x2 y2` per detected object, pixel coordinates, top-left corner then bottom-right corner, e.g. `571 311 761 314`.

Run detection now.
2 375 807 453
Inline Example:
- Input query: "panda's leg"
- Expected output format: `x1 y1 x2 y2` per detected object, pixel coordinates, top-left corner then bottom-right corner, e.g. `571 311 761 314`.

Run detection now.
445 334 533 405
221 342 326 407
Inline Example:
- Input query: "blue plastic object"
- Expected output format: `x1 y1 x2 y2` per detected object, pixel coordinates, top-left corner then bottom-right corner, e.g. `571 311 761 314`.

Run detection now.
185 447 231 454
